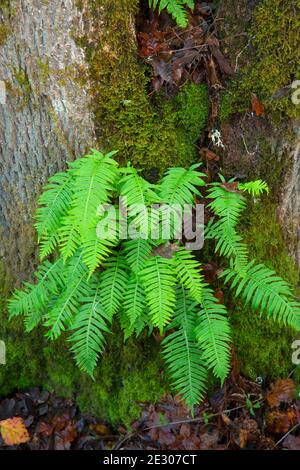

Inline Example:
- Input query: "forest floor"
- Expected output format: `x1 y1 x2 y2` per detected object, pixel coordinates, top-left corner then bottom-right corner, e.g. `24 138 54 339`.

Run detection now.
1 372 300 450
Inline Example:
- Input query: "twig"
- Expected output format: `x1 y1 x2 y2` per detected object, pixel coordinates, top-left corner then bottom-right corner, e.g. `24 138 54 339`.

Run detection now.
235 38 251 72
114 399 263 449
241 134 256 156
274 422 300 447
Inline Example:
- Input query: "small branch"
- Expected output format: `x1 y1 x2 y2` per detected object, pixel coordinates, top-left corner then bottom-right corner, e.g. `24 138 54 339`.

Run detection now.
275 422 300 447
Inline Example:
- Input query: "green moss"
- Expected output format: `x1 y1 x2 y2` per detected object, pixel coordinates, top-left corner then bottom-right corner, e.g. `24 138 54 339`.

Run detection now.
228 200 300 380
0 24 9 45
76 326 167 427
76 0 208 172
220 0 300 121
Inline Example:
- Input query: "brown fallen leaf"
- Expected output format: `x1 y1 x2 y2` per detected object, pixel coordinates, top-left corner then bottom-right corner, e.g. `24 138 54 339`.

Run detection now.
266 379 295 408
0 417 30 446
220 182 240 193
266 408 297 434
199 147 220 162
251 93 265 117
90 423 111 436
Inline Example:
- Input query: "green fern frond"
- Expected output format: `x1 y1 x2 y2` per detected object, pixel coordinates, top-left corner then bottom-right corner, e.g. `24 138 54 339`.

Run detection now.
123 274 146 327
206 218 249 274
162 286 207 411
195 287 231 382
149 0 194 28
238 180 269 196
8 258 66 332
122 238 153 274
119 308 148 340
58 211 81 261
140 256 176 332
82 225 118 277
206 183 249 273
207 183 246 227
158 164 206 206
71 150 119 237
69 281 111 377
98 253 128 319
35 172 74 259
119 165 159 214
173 247 204 303
45 254 89 339
222 261 300 330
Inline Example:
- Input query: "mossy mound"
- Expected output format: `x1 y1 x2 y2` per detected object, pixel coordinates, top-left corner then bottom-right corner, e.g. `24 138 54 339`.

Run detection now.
219 0 300 122
76 0 209 171
228 201 300 381
0 300 166 426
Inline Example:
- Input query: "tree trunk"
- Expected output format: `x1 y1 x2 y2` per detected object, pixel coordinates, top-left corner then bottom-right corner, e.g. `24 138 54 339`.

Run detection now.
0 0 95 283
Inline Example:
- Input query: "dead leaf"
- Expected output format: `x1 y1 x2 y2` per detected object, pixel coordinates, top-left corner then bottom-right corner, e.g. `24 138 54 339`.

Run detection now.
266 408 297 434
220 182 240 193
200 147 220 162
0 417 30 446
90 423 111 436
251 93 265 116
282 434 300 450
266 379 295 408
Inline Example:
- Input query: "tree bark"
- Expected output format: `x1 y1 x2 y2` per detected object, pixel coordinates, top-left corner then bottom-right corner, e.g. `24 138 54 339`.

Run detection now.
0 0 95 282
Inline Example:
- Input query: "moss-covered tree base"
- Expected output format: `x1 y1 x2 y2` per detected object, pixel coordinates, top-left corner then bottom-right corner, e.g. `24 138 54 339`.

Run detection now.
1 0 299 428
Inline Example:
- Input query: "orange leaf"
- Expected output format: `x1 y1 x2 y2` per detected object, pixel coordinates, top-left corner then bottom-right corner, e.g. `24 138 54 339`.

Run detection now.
266 379 295 408
0 417 30 446
251 93 265 116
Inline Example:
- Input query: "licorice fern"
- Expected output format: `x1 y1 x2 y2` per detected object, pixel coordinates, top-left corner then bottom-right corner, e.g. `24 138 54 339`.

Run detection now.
148 0 195 28
8 150 300 412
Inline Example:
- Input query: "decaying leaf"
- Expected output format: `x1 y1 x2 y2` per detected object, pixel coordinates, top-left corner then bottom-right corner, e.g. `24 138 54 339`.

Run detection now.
251 93 265 117
0 417 30 446
266 379 295 408
266 408 297 434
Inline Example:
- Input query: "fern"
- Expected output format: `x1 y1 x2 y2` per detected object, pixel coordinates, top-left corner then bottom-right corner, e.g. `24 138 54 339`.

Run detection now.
222 261 300 330
122 238 153 274
148 0 195 28
98 254 128 320
206 182 249 274
159 163 206 206
35 172 74 259
71 150 119 238
45 253 89 339
8 258 65 332
9 151 300 412
173 247 204 303
162 286 207 411
69 280 111 377
195 287 231 382
238 180 269 196
123 274 146 326
140 256 176 333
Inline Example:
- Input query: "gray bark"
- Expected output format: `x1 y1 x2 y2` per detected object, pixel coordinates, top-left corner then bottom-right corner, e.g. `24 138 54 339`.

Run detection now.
0 0 95 281
279 124 300 269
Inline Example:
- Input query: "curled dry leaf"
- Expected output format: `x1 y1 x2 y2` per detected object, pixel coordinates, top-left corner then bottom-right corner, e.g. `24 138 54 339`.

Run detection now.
0 417 30 446
266 379 295 408
265 408 297 434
